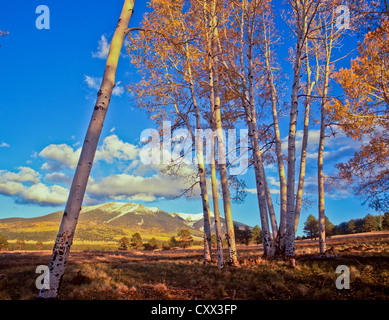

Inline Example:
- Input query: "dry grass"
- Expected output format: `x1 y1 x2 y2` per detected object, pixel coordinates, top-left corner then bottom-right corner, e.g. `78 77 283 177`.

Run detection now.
0 232 388 300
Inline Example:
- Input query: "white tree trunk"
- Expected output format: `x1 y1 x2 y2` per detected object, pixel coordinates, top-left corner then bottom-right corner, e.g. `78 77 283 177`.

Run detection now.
264 44 287 251
198 160 213 262
211 156 224 269
260 7 287 251
180 19 213 263
318 58 330 255
202 0 224 269
264 170 278 241
38 0 136 299
285 23 304 258
210 2 238 265
294 46 315 232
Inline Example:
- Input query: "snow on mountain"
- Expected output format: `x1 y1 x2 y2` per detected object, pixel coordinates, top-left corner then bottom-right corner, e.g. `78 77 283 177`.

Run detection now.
169 212 215 225
104 203 140 223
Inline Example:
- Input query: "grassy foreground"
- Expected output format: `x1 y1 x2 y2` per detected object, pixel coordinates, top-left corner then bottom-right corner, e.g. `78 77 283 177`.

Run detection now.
0 232 388 300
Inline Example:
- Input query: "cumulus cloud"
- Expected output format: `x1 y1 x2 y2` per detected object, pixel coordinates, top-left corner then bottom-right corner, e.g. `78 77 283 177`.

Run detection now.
39 135 140 171
0 142 10 148
95 134 138 163
0 167 41 183
92 35 110 59
0 134 202 206
40 144 81 170
84 75 124 97
0 168 68 206
86 171 197 203
19 183 68 206
45 172 73 185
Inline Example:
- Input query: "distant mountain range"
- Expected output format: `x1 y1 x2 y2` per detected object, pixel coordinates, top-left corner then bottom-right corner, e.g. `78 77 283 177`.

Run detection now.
0 202 252 242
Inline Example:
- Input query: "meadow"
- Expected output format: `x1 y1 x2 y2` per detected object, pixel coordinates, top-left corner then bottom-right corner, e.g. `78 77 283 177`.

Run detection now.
0 232 388 300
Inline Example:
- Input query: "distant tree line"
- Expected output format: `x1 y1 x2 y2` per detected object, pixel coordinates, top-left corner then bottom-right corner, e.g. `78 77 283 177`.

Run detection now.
302 212 389 240
117 229 196 251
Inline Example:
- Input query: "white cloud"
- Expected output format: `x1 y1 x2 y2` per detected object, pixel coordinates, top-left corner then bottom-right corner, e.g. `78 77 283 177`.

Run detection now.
39 135 139 171
20 183 68 206
0 167 41 183
0 180 25 196
45 172 72 185
84 75 100 91
95 134 139 163
0 167 68 206
84 75 124 97
92 35 110 59
0 134 202 206
0 142 10 148
86 171 196 203
39 144 81 170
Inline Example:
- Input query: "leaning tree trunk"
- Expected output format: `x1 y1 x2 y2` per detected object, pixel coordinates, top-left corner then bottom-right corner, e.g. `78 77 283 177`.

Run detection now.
202 0 224 269
318 57 330 255
294 43 316 232
264 171 278 241
264 42 287 251
177 9 212 263
208 53 224 270
38 0 136 299
211 148 224 269
210 1 238 266
285 21 304 259
246 28 273 256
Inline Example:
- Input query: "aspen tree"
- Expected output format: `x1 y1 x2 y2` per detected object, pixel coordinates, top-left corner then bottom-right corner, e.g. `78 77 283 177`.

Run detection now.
207 0 240 265
316 1 346 254
257 5 288 251
39 0 136 299
127 0 214 263
285 0 323 258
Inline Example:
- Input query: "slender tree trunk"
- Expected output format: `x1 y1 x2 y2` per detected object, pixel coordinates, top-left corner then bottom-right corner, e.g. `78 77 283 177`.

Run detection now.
202 0 224 269
247 35 273 256
210 0 239 265
264 171 278 241
208 63 224 270
179 16 213 263
318 54 331 255
285 18 305 258
198 157 213 262
294 42 317 232
236 2 273 256
263 34 287 251
211 149 224 269
39 0 136 299
318 101 326 254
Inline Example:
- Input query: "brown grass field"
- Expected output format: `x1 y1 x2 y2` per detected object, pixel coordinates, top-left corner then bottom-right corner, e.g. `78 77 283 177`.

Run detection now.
0 231 388 300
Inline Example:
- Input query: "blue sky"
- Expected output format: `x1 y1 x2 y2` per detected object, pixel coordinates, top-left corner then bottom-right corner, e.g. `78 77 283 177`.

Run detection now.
0 0 379 236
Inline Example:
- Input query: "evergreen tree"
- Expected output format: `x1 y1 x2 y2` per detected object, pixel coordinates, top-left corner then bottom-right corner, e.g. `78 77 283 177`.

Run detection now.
168 236 179 248
130 232 143 250
250 225 262 245
303 215 319 240
363 214 379 232
177 229 193 249
325 216 335 238
118 237 130 251
382 212 389 230
144 237 159 250
347 219 356 234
